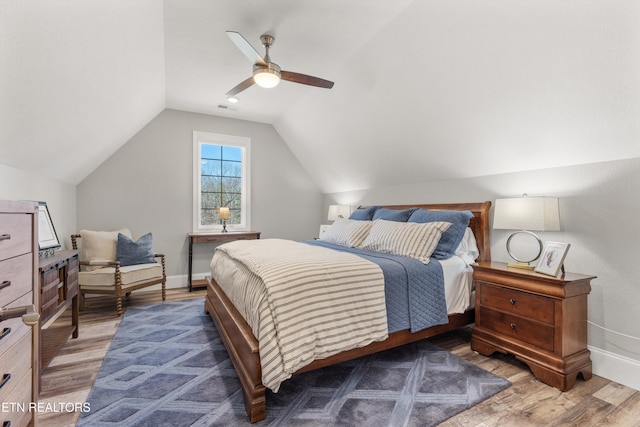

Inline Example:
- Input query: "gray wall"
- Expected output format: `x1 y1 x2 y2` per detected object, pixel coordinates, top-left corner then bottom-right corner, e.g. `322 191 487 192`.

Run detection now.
324 156 640 390
77 108 323 283
0 163 76 248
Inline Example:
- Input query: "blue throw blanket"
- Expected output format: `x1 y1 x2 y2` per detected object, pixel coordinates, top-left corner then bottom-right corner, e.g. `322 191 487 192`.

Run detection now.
305 240 449 333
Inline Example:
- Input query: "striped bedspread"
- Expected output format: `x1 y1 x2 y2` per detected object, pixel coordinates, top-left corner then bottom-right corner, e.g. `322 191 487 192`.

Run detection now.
212 238 388 392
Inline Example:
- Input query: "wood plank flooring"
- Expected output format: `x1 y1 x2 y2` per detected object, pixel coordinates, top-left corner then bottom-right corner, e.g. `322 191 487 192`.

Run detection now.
37 288 640 426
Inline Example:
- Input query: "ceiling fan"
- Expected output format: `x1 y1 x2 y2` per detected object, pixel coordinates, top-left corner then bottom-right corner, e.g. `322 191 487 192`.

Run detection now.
225 31 335 97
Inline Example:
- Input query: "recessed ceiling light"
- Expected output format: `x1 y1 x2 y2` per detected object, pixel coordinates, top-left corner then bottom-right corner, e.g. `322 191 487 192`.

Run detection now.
227 96 239 103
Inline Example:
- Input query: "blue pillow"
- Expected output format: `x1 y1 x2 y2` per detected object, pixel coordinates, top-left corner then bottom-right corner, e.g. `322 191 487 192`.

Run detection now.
349 206 380 221
116 233 156 267
408 209 473 259
372 207 417 222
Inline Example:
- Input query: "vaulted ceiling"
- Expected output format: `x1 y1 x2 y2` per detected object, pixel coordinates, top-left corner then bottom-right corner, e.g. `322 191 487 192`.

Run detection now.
2 1 639 193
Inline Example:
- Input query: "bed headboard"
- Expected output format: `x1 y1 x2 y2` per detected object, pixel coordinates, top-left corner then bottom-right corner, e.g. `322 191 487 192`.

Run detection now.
375 201 492 262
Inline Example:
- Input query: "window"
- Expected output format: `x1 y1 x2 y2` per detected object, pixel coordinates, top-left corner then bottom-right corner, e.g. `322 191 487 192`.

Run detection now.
193 131 251 232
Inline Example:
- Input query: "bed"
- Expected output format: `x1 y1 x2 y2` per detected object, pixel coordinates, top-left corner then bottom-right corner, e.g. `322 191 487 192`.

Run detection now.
204 201 491 423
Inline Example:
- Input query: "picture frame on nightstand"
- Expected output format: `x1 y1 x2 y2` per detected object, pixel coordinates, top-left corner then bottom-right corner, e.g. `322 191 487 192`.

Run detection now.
318 224 331 240
535 241 570 276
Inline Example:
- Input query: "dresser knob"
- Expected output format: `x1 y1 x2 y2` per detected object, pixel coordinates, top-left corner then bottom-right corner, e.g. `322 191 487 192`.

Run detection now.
0 280 10 291
510 298 516 305
0 234 10 241
510 323 516 330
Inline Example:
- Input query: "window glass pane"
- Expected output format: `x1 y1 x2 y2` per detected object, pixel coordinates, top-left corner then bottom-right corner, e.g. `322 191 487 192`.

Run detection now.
201 158 222 177
221 160 241 177
222 145 242 161
201 144 222 160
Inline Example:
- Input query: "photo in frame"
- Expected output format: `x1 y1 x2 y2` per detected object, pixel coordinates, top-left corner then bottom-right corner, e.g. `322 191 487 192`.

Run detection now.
37 201 61 251
318 224 331 240
535 241 570 276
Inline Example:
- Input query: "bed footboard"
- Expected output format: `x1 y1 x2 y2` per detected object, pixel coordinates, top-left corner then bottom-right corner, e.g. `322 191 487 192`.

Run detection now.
205 277 266 423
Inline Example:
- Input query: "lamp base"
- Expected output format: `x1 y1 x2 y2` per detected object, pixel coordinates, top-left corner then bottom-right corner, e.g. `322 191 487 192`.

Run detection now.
507 261 535 270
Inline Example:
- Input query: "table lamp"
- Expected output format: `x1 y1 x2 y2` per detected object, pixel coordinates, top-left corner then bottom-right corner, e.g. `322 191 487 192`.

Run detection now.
218 207 230 233
493 195 560 269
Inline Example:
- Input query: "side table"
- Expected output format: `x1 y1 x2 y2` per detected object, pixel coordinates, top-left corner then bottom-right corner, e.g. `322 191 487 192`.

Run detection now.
188 231 261 291
471 261 595 391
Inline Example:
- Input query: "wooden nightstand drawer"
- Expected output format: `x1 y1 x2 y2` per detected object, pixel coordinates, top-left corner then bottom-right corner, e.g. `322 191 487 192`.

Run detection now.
479 307 555 352
479 282 555 324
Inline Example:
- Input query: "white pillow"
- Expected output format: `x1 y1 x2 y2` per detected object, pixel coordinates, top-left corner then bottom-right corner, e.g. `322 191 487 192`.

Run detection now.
320 218 372 247
359 219 451 263
454 227 480 265
80 229 132 270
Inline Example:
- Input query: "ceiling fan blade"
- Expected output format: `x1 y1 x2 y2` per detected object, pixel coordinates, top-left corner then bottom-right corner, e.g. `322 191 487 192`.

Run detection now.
226 76 255 97
226 31 267 66
281 71 334 89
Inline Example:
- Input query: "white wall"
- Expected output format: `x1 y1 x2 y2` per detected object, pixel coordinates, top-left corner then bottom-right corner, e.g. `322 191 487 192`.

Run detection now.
76 109 323 283
325 157 640 391
0 163 76 248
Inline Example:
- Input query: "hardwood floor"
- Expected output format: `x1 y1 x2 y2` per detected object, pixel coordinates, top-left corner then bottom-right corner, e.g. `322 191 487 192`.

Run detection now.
37 288 640 426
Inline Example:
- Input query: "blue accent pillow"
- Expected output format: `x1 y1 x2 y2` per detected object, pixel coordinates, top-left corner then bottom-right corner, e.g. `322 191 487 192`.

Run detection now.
116 233 156 267
408 209 473 259
372 207 417 222
349 206 381 221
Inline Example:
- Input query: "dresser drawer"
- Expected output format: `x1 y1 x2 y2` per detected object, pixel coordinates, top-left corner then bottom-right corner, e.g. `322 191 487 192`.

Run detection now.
0 213 32 262
0 330 31 403
479 282 555 324
479 306 555 352
0 368 33 427
0 293 32 357
0 253 33 307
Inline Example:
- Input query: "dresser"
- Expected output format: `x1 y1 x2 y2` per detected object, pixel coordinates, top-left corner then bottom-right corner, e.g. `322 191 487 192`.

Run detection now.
0 200 39 427
471 261 594 391
39 250 79 375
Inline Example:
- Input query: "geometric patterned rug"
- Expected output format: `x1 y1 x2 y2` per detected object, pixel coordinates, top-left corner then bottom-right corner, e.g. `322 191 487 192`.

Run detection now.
76 298 510 427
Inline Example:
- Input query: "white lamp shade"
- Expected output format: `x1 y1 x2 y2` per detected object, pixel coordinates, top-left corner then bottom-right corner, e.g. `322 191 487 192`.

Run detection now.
493 197 560 231
218 207 230 220
327 205 351 221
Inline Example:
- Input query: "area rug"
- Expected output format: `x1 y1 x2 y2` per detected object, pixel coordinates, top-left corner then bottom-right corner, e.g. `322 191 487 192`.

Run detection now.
77 298 510 427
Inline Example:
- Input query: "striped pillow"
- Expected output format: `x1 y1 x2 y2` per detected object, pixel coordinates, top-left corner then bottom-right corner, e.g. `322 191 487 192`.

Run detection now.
320 218 373 247
359 219 451 263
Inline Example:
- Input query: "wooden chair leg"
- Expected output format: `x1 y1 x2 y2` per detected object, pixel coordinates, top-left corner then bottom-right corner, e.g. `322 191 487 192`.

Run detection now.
79 290 85 311
116 297 123 316
162 280 166 301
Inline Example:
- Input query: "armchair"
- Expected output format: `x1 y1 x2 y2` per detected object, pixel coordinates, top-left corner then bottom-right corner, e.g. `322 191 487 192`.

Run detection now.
71 230 166 316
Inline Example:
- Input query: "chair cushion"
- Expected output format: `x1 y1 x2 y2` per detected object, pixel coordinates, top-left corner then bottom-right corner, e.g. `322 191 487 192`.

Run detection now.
80 229 131 271
78 263 162 287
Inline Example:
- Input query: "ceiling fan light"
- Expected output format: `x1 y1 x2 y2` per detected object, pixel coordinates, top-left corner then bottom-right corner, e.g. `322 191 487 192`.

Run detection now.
253 68 280 88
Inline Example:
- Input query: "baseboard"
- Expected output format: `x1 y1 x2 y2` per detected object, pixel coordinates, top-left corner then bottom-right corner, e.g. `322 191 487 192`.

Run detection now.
589 345 640 392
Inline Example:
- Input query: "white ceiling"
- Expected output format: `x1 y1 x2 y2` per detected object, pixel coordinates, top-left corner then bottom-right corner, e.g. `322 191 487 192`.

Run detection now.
2 1 639 192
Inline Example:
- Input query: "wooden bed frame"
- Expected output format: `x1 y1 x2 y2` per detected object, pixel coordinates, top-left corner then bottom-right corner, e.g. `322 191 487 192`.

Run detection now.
204 201 492 423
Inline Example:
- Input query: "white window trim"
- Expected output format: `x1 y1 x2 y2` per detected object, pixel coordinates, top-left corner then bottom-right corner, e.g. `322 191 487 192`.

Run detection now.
193 131 251 232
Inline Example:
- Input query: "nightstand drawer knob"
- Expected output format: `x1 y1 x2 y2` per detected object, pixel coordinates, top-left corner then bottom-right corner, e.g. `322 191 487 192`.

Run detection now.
510 323 516 330
510 298 516 305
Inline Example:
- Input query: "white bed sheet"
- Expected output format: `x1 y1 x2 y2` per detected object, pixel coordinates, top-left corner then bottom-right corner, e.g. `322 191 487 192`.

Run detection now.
440 255 474 314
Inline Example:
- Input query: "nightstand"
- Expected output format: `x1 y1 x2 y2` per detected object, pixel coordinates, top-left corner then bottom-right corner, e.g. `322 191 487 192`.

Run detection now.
471 261 595 391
